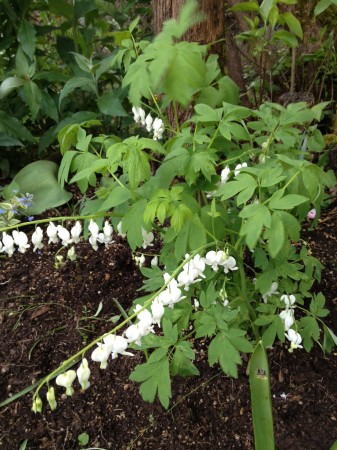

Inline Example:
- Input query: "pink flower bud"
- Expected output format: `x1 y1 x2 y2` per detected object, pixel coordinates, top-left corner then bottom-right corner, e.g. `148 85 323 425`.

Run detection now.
307 208 316 220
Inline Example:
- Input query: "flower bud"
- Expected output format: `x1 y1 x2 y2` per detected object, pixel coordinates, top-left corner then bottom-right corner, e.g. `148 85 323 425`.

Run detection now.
77 358 91 390
47 386 57 411
32 395 43 413
307 208 316 220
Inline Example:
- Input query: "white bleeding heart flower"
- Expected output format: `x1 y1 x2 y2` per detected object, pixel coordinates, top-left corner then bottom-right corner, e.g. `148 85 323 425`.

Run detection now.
57 225 72 246
91 343 111 369
70 221 82 244
12 230 30 253
2 232 15 256
32 227 44 251
77 358 91 390
46 222 59 244
56 370 76 396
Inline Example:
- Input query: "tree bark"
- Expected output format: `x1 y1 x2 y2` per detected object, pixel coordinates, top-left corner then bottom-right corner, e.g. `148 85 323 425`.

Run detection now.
152 0 224 48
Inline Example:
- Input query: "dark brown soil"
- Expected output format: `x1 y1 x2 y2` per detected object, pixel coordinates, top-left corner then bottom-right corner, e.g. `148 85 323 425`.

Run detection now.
1 208 337 450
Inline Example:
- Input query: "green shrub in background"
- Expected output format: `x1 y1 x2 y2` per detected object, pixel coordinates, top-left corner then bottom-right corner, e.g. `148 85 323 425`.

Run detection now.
0 0 151 175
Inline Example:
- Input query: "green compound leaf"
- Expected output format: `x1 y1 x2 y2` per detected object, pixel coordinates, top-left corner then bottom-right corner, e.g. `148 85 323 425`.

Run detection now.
130 354 171 409
217 173 257 201
269 193 308 210
171 342 199 377
123 1 207 107
208 330 253 378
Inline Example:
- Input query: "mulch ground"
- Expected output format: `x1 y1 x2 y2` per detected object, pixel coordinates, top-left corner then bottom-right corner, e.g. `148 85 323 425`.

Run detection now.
0 206 337 450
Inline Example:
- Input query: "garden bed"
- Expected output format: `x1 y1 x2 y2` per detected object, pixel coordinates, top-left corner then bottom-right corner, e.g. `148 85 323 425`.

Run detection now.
0 205 337 450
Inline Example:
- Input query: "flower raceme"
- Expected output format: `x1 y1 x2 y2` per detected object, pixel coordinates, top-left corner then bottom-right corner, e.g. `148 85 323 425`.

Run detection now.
1 219 157 257
132 106 165 140
35 248 240 412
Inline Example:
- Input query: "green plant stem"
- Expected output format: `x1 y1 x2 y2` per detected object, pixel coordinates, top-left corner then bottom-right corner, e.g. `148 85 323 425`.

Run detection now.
173 101 180 133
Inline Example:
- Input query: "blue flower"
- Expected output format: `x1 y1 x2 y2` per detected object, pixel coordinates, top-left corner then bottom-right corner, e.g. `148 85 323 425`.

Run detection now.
0 208 5 215
28 216 34 221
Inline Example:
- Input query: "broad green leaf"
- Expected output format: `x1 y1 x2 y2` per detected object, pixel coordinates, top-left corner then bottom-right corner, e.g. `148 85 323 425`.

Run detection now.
314 0 337 16
239 204 271 226
171 343 199 377
59 77 97 107
230 1 259 12
97 92 128 117
187 214 207 250
162 318 179 344
273 210 300 241
272 30 298 48
124 141 151 189
218 76 240 105
194 310 217 338
265 213 285 258
260 0 275 20
217 174 257 200
236 185 257 205
240 213 265 250
40 91 59 122
48 0 74 20
228 122 250 141
100 187 132 210
18 21 36 59
269 5 279 28
0 132 23 147
3 161 72 214
58 150 78 188
194 103 221 122
0 77 24 99
123 199 147 250
259 166 286 187
171 203 193 231
34 71 69 82
130 356 171 409
323 325 337 353
71 52 93 73
299 316 320 352
185 149 217 184
208 331 249 378
162 42 206 107
23 80 41 121
15 46 30 78
70 158 107 184
307 128 325 152
280 12 303 38
0 110 35 142
75 127 92 152
269 193 308 210
159 0 204 40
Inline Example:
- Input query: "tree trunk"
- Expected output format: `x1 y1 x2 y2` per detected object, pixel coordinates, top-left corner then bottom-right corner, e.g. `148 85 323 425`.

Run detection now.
152 0 224 48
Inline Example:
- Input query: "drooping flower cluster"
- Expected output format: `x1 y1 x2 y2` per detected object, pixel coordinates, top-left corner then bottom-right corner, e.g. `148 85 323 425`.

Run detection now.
278 294 303 351
32 248 239 412
279 294 296 331
0 219 155 258
132 106 165 140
